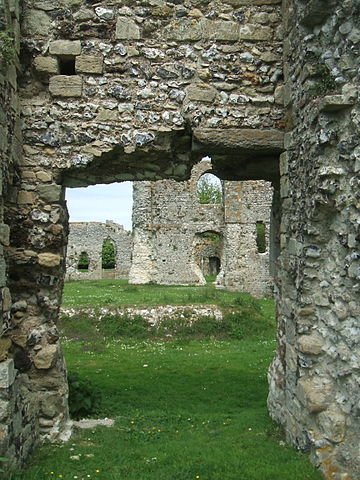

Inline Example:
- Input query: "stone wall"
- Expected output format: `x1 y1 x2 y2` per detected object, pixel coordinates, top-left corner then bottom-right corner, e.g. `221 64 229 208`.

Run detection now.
65 220 132 281
0 0 44 468
268 1 360 478
0 0 358 477
130 159 273 297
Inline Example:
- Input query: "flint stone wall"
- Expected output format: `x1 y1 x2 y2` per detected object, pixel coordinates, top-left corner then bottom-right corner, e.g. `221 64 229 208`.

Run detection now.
65 220 132 280
130 159 273 297
0 0 358 478
267 1 360 478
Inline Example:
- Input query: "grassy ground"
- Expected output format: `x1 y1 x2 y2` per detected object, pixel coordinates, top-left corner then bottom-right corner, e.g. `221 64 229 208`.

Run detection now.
9 281 322 480
62 279 272 310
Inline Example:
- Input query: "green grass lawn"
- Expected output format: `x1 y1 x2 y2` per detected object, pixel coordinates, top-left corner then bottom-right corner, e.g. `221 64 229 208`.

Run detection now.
62 279 272 311
10 281 322 480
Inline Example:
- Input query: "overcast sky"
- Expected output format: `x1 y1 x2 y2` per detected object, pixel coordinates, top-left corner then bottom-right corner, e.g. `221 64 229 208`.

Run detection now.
65 182 133 231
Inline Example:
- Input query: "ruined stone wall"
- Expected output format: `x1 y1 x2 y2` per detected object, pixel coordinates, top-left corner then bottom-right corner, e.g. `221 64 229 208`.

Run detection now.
268 1 360 478
130 160 273 297
65 220 132 280
0 0 47 468
219 180 273 296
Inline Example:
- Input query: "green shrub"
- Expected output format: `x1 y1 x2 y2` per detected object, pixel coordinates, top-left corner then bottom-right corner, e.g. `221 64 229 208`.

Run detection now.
67 372 102 419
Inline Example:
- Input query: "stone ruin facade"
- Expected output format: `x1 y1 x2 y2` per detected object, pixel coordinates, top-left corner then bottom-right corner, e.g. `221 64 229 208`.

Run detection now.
0 0 358 477
129 159 273 297
65 220 132 280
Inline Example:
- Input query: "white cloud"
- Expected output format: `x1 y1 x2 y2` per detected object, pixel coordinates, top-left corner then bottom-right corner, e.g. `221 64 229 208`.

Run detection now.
65 182 133 231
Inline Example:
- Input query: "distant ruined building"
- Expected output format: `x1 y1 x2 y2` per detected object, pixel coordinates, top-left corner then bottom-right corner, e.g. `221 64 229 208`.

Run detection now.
66 160 273 297
66 220 132 280
0 0 359 477
129 159 273 297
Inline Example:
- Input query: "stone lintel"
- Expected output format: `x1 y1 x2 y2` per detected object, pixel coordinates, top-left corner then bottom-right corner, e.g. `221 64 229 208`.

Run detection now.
193 128 284 153
49 40 81 56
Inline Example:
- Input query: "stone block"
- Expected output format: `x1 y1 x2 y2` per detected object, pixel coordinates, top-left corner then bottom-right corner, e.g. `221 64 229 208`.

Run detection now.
76 55 103 74
0 399 9 421
23 9 51 36
224 0 280 4
205 21 239 41
49 40 81 56
317 407 346 443
116 17 140 40
38 253 61 268
17 191 35 204
0 338 12 362
238 24 273 41
297 334 324 355
33 344 58 369
0 224 10 246
186 85 217 103
34 57 59 74
38 184 62 203
0 359 16 389
297 376 333 413
36 171 52 182
49 76 83 98
96 109 118 122
2 287 12 311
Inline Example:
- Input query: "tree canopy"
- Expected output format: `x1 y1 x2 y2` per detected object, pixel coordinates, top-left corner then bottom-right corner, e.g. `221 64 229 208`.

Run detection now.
197 174 222 204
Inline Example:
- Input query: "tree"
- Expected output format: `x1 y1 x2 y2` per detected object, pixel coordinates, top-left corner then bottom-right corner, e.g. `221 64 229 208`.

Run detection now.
102 239 116 269
197 174 222 204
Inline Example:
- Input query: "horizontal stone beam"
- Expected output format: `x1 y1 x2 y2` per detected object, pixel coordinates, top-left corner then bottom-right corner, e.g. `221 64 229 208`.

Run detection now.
193 128 284 154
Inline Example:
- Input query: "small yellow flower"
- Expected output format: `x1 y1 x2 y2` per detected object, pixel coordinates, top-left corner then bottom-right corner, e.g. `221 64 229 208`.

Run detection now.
130 420 135 424
95 470 101 473
195 476 200 479
58 476 63 479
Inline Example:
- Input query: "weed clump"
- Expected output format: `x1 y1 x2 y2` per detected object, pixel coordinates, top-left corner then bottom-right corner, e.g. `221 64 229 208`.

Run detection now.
67 372 102 419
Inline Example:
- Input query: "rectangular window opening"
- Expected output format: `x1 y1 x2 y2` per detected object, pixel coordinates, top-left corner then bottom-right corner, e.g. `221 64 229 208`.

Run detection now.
58 56 76 75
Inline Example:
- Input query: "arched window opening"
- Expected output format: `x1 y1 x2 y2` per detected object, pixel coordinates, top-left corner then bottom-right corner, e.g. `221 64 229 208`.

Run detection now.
77 251 89 271
256 221 266 253
197 173 223 204
102 239 116 269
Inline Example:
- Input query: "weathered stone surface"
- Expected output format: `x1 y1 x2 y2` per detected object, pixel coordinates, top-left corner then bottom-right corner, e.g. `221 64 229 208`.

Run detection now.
297 334 324 355
297 377 333 413
76 56 103 74
194 128 284 152
33 345 58 369
0 338 12 362
318 407 346 443
115 17 140 40
38 184 62 203
0 359 16 389
49 76 83 97
38 253 61 268
185 85 217 103
17 191 35 204
23 9 51 36
239 24 273 41
49 41 82 56
34 57 59 74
